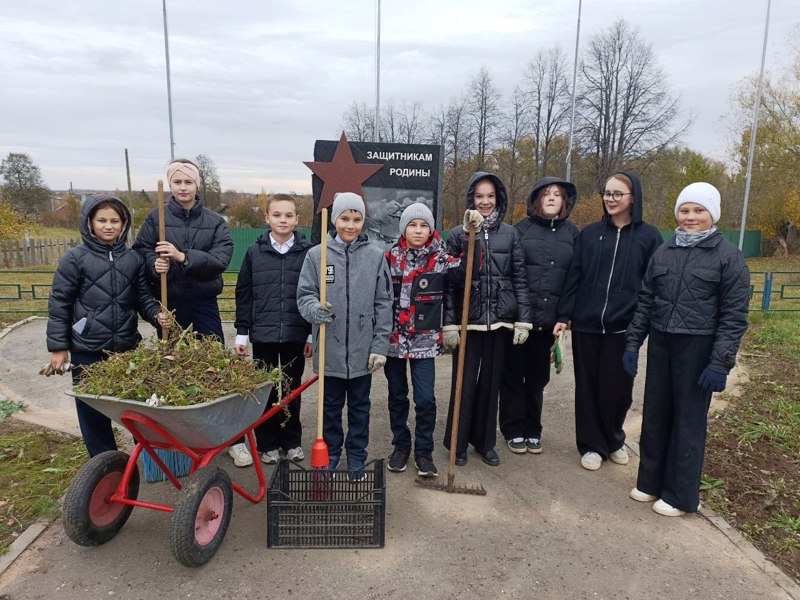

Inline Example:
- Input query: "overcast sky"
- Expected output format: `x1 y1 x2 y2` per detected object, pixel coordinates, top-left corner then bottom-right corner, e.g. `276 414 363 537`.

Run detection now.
1 1 796 194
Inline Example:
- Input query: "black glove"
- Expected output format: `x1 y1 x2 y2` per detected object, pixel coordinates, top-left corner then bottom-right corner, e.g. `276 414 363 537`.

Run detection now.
698 368 727 392
622 350 638 378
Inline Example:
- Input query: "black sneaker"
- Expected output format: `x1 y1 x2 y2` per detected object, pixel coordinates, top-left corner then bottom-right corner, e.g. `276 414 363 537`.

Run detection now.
507 438 527 454
526 438 543 454
415 455 438 477
387 447 411 472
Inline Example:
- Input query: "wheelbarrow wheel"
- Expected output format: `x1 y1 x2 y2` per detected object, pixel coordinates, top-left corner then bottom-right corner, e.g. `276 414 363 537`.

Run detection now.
63 451 139 546
170 466 233 567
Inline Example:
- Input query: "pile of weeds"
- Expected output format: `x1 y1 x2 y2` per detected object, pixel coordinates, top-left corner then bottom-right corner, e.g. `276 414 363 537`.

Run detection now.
75 321 283 407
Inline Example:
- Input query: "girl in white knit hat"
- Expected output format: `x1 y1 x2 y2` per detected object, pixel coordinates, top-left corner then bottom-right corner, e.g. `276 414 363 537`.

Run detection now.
623 182 750 516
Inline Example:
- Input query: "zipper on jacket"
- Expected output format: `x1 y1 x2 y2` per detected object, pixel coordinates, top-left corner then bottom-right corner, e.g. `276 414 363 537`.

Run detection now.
484 229 491 328
599 228 621 334
345 244 351 379
109 250 117 347
279 255 285 342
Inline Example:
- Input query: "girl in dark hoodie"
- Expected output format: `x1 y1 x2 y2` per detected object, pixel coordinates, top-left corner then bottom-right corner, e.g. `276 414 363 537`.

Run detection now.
500 177 579 455
442 172 532 467
554 171 663 471
46 196 165 457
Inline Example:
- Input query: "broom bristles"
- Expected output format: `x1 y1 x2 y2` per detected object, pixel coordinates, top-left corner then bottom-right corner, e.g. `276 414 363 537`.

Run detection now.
142 448 193 483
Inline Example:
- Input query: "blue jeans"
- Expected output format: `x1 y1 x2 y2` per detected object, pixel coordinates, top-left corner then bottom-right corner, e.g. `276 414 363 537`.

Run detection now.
323 374 372 468
384 357 436 457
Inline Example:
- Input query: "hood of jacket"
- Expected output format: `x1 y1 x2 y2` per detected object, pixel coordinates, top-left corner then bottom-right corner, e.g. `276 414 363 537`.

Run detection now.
527 176 577 221
80 195 132 253
602 170 645 224
466 171 508 225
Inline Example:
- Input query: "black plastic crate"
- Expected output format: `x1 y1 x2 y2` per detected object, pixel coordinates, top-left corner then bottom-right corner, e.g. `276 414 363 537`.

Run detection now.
266 459 385 549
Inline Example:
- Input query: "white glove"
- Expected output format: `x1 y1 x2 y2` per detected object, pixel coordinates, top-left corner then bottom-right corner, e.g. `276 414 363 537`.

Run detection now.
463 209 484 231
443 330 460 350
512 324 529 345
367 353 386 374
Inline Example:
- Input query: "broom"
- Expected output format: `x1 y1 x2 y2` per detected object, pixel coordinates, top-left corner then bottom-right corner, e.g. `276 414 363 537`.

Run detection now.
142 179 193 483
311 209 331 493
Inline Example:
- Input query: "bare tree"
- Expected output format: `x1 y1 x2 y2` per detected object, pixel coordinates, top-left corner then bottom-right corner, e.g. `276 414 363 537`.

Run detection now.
195 154 222 211
341 101 376 142
577 20 689 188
380 101 399 142
466 67 502 171
524 47 572 179
398 101 425 144
493 85 533 216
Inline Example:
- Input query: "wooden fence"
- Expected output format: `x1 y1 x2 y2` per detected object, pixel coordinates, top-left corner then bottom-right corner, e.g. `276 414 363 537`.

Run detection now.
0 238 80 268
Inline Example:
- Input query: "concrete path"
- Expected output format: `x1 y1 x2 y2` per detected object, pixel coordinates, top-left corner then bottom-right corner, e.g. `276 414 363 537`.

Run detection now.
0 319 794 599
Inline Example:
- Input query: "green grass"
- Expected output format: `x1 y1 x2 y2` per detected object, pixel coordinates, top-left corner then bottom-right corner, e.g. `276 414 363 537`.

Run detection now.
0 419 85 554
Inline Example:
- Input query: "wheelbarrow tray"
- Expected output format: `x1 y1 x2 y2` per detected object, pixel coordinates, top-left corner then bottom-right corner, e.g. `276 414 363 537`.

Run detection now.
65 382 273 449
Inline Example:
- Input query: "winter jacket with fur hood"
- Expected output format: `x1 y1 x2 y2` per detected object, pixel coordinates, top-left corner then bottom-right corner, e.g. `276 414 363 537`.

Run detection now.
234 231 312 345
47 195 161 354
625 230 750 373
443 171 532 332
297 232 393 379
133 195 233 300
516 176 580 330
557 171 663 334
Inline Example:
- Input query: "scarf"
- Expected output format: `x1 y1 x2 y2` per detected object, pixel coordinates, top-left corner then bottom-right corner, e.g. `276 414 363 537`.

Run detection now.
482 208 501 230
675 226 717 247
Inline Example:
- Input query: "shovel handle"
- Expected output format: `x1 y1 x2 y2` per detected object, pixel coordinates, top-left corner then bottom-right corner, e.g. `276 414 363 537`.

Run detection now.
157 180 167 341
447 223 477 481
317 208 328 440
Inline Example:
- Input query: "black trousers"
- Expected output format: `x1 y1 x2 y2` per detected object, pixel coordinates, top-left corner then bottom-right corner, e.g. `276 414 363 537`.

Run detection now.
637 330 714 513
499 330 553 440
444 329 510 455
158 297 224 342
252 342 306 452
71 351 118 457
571 331 633 459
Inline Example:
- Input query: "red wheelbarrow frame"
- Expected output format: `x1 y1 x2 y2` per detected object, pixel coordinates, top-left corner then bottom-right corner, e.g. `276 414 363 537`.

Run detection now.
106 374 319 514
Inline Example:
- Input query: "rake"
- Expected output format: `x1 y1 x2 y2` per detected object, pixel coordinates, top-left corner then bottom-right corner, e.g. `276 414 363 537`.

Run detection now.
415 221 486 496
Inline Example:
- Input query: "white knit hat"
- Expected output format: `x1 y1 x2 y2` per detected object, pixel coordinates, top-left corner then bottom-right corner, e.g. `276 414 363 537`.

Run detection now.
398 202 435 236
674 182 721 224
331 192 365 222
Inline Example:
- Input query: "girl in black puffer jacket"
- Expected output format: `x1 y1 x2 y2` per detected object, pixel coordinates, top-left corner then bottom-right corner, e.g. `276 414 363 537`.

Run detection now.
442 172 532 467
47 195 163 457
499 176 579 455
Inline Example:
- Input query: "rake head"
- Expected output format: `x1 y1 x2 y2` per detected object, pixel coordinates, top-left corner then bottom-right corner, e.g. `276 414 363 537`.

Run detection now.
414 474 487 496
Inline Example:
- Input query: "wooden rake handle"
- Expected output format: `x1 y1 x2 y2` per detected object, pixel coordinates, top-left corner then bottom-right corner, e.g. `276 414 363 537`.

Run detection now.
157 180 168 342
317 208 329 440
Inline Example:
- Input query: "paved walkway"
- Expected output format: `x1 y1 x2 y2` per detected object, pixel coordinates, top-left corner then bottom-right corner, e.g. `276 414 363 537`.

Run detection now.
0 318 795 599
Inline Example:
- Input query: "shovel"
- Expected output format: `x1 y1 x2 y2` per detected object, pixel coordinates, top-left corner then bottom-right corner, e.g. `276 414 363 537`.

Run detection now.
415 221 486 496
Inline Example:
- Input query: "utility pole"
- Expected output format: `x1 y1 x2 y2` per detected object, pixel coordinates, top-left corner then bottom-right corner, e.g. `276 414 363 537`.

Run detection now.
739 0 772 251
162 0 176 159
565 0 582 182
124 148 132 197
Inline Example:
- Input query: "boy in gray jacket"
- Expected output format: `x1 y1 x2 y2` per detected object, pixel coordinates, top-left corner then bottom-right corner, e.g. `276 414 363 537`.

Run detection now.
297 192 393 481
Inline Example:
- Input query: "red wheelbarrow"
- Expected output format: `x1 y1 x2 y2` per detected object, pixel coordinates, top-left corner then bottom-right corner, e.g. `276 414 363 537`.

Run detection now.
61 375 318 567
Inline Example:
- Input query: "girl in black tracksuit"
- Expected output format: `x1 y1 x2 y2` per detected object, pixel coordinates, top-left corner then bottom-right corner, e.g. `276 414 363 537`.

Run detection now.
555 171 663 470
442 172 532 467
500 176 579 454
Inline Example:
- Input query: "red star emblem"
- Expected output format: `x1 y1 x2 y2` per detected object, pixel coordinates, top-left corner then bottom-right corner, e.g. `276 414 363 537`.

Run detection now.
304 132 384 214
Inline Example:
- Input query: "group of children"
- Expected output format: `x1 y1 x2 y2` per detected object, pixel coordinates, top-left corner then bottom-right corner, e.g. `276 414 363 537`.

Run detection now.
47 158 750 516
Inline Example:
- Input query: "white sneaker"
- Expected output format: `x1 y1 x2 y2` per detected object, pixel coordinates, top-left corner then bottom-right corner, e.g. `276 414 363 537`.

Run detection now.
580 452 602 471
286 447 304 462
609 447 629 465
630 487 657 502
260 449 280 464
228 443 253 467
652 499 685 517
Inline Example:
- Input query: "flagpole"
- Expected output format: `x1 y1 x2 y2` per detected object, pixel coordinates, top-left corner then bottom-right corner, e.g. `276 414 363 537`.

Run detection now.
374 0 381 143
162 0 176 159
565 0 582 182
